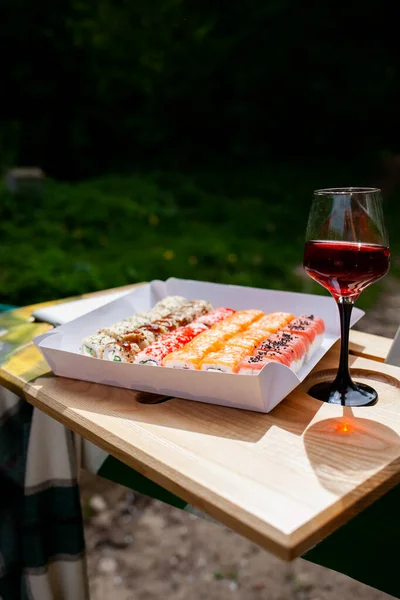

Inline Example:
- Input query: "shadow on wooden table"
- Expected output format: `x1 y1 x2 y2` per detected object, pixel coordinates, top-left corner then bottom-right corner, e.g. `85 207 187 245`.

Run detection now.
303 408 400 599
25 373 324 443
304 407 400 496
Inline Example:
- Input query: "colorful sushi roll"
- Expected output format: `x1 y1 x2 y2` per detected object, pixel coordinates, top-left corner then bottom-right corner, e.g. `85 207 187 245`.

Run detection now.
158 295 188 311
201 346 249 373
163 309 264 369
123 300 212 346
195 307 236 327
134 322 208 366
100 296 188 340
123 319 175 348
237 353 286 375
82 298 325 378
200 327 271 372
282 315 325 361
216 330 296 375
227 309 264 328
212 312 295 368
247 312 294 334
255 332 308 373
267 312 294 323
163 332 226 369
273 332 309 372
236 339 296 375
226 329 269 352
238 316 323 375
103 340 141 362
236 331 309 375
80 332 117 359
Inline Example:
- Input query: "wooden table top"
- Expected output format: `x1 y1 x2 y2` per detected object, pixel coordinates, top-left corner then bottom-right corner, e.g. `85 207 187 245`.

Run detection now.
1 285 399 560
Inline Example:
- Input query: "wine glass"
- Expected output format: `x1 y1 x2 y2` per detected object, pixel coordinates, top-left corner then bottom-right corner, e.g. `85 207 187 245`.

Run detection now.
303 187 390 406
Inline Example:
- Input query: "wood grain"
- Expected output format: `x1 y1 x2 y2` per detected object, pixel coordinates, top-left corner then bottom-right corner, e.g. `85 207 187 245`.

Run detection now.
1 284 399 559
21 346 400 560
349 329 393 363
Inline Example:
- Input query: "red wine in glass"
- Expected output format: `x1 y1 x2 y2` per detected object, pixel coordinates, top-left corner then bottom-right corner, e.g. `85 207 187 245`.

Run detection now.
303 188 390 406
304 241 390 300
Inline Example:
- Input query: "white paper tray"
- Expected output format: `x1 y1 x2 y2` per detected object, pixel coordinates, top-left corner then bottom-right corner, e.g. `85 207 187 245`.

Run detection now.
32 289 131 326
34 278 364 413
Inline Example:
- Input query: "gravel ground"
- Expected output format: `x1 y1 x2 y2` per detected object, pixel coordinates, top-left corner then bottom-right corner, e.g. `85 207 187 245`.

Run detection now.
82 278 400 600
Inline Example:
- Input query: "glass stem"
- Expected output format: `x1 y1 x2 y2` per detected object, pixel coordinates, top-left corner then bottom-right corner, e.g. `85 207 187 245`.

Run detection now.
333 297 354 393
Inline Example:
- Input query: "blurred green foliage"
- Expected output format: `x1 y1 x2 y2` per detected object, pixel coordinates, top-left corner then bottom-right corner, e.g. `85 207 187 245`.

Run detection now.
1 2 399 307
2 0 400 178
0 168 398 306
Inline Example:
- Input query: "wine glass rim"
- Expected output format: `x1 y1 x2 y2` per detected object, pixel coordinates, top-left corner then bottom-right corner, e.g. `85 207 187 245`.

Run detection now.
314 187 381 195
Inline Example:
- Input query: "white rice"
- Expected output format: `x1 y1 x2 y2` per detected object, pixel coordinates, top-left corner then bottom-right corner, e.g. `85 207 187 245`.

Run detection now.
164 358 198 370
306 334 323 362
201 363 234 373
102 342 140 362
238 366 262 375
81 333 116 359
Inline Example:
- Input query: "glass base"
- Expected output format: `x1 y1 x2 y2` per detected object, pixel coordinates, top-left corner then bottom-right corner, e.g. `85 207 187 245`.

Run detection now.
308 380 378 407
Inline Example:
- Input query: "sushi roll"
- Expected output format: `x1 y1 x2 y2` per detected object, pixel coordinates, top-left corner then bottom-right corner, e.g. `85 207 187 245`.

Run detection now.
282 315 325 361
238 324 313 375
275 332 309 372
199 328 269 372
164 309 264 369
265 312 295 325
157 295 187 311
101 315 152 341
135 322 207 366
163 327 227 369
163 348 205 369
300 315 325 336
163 326 230 368
100 296 188 340
200 310 264 342
81 333 116 359
201 346 248 373
202 321 242 341
247 318 280 335
123 300 212 345
195 307 236 327
103 340 141 362
246 312 293 335
170 300 213 327
201 309 263 337
227 309 264 329
237 353 287 375
226 329 269 353
100 307 154 339
124 321 173 348
255 331 309 373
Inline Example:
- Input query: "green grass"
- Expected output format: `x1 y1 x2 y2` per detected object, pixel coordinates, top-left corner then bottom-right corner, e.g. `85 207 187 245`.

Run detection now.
0 166 398 307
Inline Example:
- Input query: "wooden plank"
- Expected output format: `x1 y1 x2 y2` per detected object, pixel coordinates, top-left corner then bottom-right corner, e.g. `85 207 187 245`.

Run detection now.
349 329 393 363
21 347 400 560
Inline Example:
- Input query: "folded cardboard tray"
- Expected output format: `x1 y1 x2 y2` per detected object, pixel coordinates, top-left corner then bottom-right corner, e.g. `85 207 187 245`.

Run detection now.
34 278 363 413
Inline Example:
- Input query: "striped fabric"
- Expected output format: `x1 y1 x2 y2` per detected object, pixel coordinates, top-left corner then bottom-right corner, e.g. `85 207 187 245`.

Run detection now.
0 386 87 600
0 383 216 600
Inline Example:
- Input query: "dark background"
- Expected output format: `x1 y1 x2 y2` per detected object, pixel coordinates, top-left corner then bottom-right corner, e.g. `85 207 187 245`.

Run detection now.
1 0 399 305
